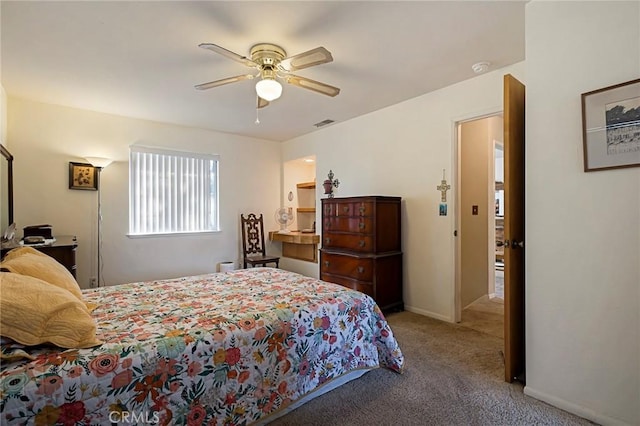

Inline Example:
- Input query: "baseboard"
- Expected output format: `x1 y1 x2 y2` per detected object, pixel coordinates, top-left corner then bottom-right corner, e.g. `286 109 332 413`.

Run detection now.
404 305 453 323
524 385 632 426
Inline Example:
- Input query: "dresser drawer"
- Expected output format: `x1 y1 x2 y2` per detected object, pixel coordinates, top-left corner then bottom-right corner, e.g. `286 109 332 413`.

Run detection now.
323 217 372 233
323 201 373 217
321 273 374 298
323 233 373 252
321 252 373 281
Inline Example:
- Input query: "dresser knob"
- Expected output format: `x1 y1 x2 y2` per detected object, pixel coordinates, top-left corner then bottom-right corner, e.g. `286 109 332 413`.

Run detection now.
324 261 330 268
359 205 365 214
343 206 349 213
359 222 365 230
357 266 364 273
359 240 365 248
325 221 331 228
326 238 331 244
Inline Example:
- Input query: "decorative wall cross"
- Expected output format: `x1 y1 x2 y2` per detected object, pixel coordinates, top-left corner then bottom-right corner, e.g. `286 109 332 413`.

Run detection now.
437 169 450 202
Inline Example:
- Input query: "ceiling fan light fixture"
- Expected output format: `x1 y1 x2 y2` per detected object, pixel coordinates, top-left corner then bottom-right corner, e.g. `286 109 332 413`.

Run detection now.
256 78 282 101
197 42 340 108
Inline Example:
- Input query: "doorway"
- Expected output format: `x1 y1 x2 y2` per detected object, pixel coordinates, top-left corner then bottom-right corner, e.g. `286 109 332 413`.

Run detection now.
494 141 505 300
279 155 319 278
456 115 504 340
454 74 526 383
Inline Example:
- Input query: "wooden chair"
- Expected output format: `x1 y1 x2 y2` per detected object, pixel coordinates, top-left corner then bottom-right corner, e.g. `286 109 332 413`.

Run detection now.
240 213 280 269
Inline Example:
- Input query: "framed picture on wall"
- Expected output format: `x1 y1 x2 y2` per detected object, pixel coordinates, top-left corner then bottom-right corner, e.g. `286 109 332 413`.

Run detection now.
581 78 640 172
68 162 98 190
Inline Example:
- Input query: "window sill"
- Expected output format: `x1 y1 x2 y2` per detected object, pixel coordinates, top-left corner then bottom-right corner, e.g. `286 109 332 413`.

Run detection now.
126 230 221 238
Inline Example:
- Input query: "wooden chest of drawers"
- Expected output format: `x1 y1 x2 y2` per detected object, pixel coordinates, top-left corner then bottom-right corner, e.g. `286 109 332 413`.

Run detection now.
320 196 403 311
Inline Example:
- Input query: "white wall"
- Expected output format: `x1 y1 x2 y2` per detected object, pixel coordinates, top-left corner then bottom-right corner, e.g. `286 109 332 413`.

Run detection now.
0 85 6 144
524 2 639 425
282 62 525 321
7 97 282 288
0 85 7 233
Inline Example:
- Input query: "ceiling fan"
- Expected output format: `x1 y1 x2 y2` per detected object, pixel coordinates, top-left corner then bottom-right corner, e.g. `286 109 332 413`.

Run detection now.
195 43 340 109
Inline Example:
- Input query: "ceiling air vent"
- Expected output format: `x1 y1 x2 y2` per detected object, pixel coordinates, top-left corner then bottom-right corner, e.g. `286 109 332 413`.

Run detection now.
314 119 335 128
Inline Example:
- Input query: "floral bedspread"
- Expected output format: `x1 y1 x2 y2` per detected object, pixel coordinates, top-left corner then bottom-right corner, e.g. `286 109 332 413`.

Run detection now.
0 267 404 425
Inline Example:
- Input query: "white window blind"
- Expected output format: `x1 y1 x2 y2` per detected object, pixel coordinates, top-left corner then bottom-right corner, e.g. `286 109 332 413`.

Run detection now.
129 146 219 235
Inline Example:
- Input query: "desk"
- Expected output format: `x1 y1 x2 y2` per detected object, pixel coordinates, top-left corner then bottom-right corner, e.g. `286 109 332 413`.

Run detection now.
1 235 78 278
269 231 320 263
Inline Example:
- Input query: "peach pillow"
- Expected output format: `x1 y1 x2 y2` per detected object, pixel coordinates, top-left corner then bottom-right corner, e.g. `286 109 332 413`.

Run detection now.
0 272 102 349
0 246 83 301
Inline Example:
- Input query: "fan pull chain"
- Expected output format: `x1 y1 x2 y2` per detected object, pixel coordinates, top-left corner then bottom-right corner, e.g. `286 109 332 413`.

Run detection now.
255 107 260 125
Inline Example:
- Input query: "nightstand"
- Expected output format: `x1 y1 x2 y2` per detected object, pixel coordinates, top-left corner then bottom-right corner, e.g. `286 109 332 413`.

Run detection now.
1 235 78 278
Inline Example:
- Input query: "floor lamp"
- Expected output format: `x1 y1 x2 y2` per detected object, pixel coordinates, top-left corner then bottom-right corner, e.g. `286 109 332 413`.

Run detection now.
85 157 112 287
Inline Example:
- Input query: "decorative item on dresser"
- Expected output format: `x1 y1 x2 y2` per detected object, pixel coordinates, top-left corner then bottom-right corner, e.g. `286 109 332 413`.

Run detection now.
320 196 403 311
322 169 340 198
1 235 78 278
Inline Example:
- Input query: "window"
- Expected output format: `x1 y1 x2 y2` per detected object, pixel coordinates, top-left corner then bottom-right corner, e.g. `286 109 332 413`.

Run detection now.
129 146 219 235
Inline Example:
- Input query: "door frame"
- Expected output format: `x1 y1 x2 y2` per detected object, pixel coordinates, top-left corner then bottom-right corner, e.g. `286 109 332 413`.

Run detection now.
453 109 502 323
452 74 526 384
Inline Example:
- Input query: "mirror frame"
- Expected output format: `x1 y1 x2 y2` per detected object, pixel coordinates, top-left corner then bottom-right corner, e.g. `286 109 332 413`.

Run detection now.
0 143 14 226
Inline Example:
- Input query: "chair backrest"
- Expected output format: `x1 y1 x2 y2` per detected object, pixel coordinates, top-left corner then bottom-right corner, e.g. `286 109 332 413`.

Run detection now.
241 213 266 257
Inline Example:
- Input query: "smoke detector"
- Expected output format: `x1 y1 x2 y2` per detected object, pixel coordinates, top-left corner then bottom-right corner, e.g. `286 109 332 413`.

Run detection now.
472 61 491 74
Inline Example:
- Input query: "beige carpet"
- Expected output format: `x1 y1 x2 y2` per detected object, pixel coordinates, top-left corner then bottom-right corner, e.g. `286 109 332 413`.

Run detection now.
460 295 504 339
271 311 595 426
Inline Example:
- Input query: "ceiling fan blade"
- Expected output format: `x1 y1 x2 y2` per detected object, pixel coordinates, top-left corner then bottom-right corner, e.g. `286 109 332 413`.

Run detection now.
198 43 258 68
279 47 333 72
195 74 254 90
285 75 340 97
257 96 269 109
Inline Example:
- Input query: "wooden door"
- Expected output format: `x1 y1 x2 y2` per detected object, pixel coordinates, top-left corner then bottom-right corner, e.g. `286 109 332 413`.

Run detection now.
503 74 526 383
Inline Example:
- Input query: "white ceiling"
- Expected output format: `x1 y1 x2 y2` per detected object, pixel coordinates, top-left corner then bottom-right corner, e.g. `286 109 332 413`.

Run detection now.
1 1 525 142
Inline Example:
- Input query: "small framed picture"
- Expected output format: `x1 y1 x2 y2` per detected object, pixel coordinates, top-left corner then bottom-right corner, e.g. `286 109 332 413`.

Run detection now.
69 162 98 190
581 78 640 172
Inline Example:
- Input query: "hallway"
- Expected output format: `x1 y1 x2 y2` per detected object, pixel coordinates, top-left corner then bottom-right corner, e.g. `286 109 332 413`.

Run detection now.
460 269 504 339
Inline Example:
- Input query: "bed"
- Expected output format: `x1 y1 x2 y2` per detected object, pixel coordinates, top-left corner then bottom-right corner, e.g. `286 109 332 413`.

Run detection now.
0 265 404 425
